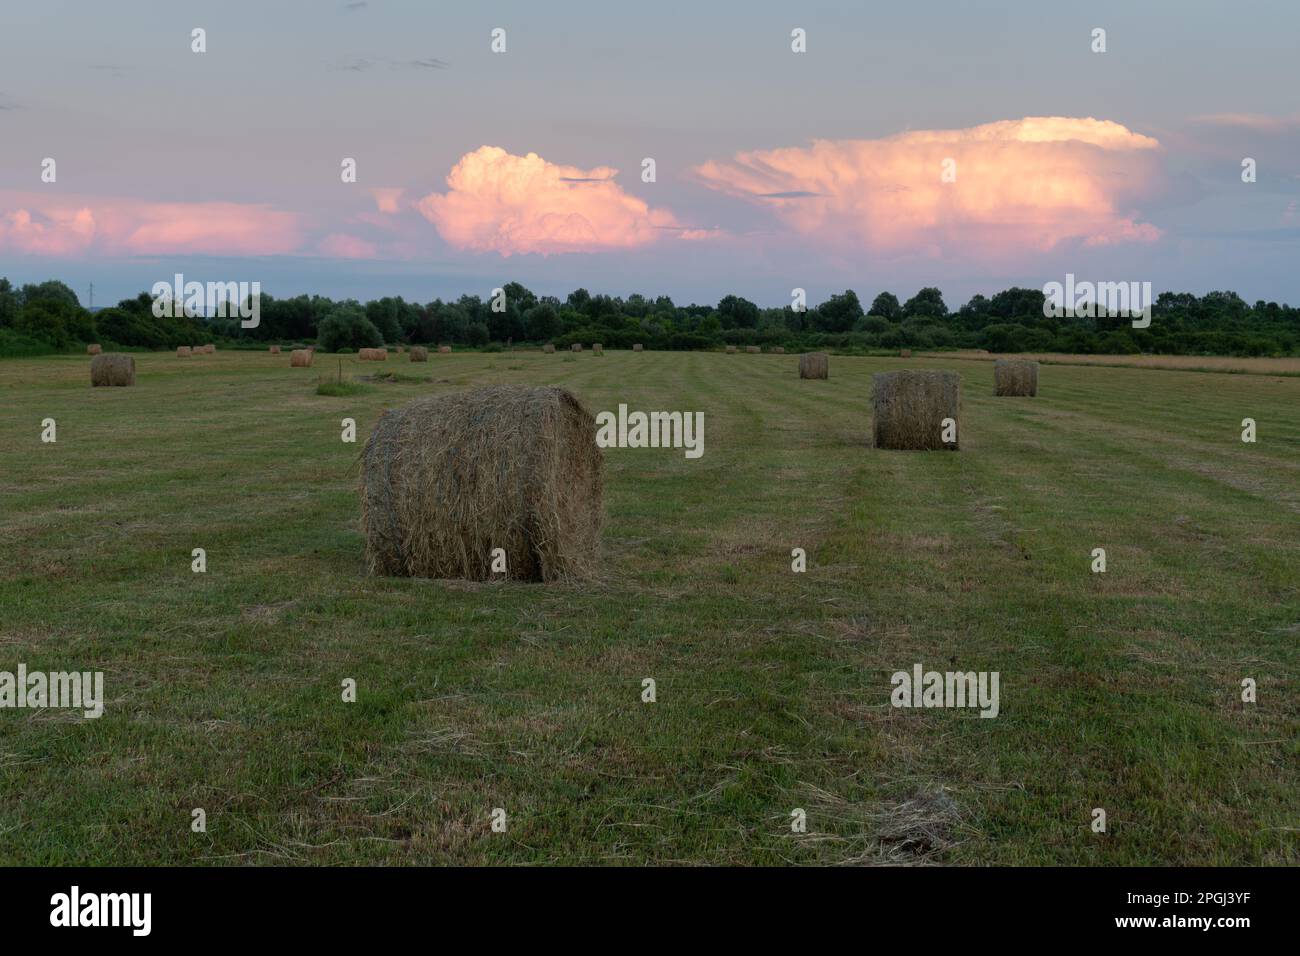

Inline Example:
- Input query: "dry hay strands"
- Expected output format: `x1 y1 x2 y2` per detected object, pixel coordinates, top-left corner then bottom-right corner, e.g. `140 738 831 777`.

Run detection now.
725 345 737 354
872 370 961 451
543 343 556 353
290 349 313 367
359 347 389 361
438 345 452 354
204 344 215 353
900 348 913 358
570 343 583 352
799 352 829 379
592 343 603 355
86 343 103 355
269 345 281 354
632 343 643 352
771 346 785 354
409 345 429 362
745 345 761 354
994 358 1039 397
90 353 136 387
176 346 193 358
360 384 604 582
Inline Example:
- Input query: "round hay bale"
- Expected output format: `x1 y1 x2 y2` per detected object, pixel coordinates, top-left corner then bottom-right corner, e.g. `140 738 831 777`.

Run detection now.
571 343 583 352
771 346 785 354
290 349 313 367
799 352 829 380
543 343 556 354
86 343 102 355
900 349 913 358
633 343 643 352
269 345 281 355
872 370 960 451
438 345 452 354
360 385 603 582
745 345 761 354
409 346 429 362
90 353 135 387
725 345 737 354
204 344 215 354
593 343 603 355
994 359 1039 397
177 346 193 358
359 347 388 361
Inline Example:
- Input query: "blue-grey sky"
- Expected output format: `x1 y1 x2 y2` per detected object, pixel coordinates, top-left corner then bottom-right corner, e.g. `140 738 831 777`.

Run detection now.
2 0 1298 308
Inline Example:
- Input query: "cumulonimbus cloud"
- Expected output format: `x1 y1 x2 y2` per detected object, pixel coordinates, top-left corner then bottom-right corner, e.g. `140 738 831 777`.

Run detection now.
0 192 302 257
692 117 1164 255
417 146 699 255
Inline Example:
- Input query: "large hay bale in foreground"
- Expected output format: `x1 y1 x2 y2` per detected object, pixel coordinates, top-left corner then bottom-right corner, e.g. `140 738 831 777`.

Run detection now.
269 345 281 354
177 346 192 358
360 385 603 582
409 346 429 362
799 352 829 379
87 344 102 355
745 345 761 354
633 343 643 352
290 349 313 367
543 343 555 353
438 345 451 354
994 359 1039 397
90 353 135 387
872 370 960 451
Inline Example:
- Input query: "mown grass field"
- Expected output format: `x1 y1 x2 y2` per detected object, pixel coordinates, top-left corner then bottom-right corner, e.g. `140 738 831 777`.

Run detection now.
0 349 1296 865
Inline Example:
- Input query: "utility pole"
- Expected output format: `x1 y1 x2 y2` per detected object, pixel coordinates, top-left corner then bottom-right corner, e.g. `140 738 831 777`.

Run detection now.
88 282 94 309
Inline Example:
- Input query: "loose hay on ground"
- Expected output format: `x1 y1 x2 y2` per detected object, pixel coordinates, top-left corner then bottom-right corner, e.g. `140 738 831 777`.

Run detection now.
872 370 960 450
359 384 603 582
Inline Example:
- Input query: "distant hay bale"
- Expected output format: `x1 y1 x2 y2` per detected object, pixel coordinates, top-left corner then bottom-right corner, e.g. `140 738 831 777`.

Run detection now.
410 346 429 362
900 349 912 358
745 345 761 354
359 348 388 361
994 359 1039 397
176 346 192 357
725 345 737 354
571 343 583 352
633 343 643 352
771 346 785 354
290 349 313 367
359 384 603 582
872 370 961 451
87 344 102 355
204 344 215 354
269 345 281 354
799 352 829 380
90 353 135 387
438 345 451 354
543 343 556 353
593 343 603 355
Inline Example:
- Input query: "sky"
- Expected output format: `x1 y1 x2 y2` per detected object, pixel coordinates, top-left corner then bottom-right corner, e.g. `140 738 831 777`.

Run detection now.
2 0 1299 309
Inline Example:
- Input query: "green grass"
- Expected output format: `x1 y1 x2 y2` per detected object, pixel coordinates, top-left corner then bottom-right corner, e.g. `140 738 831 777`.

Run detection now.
316 379 375 397
0 349 1296 865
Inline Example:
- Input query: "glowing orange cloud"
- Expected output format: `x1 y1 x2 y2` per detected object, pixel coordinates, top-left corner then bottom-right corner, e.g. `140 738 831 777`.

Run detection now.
0 192 301 257
417 146 690 255
692 117 1163 256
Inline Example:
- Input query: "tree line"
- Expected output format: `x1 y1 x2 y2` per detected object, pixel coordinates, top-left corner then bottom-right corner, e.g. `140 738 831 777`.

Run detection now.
2 276 1297 357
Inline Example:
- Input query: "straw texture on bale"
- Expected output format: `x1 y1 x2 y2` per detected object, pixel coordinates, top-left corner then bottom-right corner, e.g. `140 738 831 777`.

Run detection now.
799 352 829 379
633 343 643 352
900 349 913 358
409 346 429 362
593 343 603 355
994 359 1039 397
725 345 737 354
269 345 281 354
771 346 785 354
90 353 135 387
359 348 388 361
359 385 603 582
746 345 761 354
87 344 102 355
438 345 451 354
571 343 583 352
543 343 555 353
177 346 192 357
204 344 215 354
290 349 313 367
872 370 961 451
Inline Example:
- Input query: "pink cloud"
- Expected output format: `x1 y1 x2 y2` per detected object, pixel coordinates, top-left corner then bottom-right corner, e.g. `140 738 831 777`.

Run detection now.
0 192 301 257
692 117 1164 257
317 232 379 259
416 146 690 256
370 188 405 214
